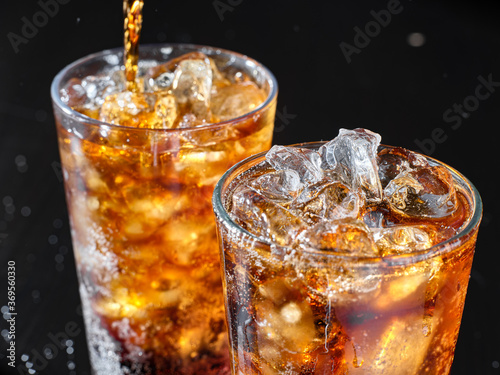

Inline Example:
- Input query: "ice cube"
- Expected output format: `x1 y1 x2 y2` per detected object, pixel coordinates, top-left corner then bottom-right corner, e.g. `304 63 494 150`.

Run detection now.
81 69 126 107
145 70 174 93
319 128 383 202
144 51 229 95
354 317 433 374
142 55 176 92
253 278 348 374
362 205 393 228
384 166 458 219
294 219 379 257
161 216 216 266
176 113 208 128
373 225 433 256
373 271 429 313
146 52 210 82
248 170 302 204
93 288 146 320
60 71 125 119
211 81 266 121
171 58 213 121
98 90 157 127
266 145 323 184
255 278 318 355
293 178 336 205
292 181 361 222
60 78 87 107
152 93 178 129
377 147 428 188
231 186 308 246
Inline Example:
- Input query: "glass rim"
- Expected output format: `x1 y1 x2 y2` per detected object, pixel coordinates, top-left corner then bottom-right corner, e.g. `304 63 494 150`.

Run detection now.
212 141 483 266
50 42 278 133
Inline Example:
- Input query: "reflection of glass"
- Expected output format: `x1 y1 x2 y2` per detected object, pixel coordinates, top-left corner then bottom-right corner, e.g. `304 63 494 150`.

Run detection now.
51 44 277 374
213 142 482 375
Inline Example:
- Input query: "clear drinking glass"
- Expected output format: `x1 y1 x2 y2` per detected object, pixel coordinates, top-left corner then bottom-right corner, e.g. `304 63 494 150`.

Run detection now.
51 43 277 374
213 142 482 375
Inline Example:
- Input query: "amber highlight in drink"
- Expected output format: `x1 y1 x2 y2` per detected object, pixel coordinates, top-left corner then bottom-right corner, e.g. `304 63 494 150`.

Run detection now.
51 44 277 374
213 134 481 375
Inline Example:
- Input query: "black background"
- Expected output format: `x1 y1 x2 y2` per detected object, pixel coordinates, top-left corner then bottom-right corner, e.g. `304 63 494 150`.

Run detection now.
0 0 499 374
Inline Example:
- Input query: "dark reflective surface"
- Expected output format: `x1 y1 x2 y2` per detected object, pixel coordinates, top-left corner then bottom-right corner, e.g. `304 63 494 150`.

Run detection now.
0 1 498 374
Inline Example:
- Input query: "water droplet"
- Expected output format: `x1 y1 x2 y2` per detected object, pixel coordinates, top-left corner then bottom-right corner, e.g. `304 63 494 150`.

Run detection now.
53 218 63 229
32 290 41 303
44 347 54 359
15 155 26 167
407 32 426 47
21 206 31 217
48 235 58 245
17 164 28 173
2 196 13 206
35 109 47 122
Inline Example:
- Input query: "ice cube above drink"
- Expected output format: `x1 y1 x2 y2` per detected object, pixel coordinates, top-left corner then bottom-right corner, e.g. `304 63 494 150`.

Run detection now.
51 43 277 375
61 50 268 129
213 128 482 374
